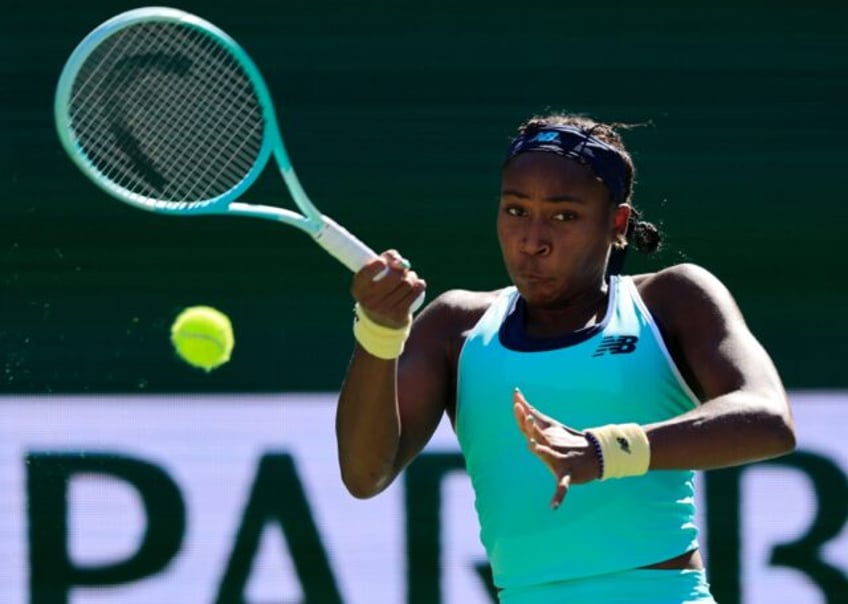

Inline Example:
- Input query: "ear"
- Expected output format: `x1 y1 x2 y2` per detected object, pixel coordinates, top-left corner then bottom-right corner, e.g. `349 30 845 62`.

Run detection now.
612 203 632 247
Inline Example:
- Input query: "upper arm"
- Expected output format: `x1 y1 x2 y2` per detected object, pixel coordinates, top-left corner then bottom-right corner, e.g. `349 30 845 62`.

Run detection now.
643 264 788 406
392 291 466 471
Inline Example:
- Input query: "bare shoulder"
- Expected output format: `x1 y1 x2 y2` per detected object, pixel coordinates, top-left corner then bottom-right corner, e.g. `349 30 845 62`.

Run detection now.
634 263 734 298
631 263 744 332
427 288 503 315
405 287 505 379
414 288 504 335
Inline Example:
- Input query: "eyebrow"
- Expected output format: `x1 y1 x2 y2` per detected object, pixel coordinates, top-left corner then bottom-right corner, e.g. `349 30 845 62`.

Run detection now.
500 188 587 203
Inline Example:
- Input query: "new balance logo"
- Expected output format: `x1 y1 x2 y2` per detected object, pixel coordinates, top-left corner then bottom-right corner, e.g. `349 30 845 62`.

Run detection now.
592 335 639 357
530 131 560 143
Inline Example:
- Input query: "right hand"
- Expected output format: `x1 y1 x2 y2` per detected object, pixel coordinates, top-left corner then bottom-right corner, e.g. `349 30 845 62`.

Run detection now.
351 250 427 329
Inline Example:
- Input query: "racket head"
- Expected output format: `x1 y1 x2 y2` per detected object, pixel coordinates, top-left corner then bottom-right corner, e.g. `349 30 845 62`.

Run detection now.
54 7 290 216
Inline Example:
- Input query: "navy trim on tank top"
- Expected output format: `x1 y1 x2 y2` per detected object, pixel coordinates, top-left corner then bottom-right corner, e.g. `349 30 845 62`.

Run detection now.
498 290 611 352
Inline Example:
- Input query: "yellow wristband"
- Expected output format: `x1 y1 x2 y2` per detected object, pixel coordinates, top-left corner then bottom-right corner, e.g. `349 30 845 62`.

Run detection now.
585 423 650 480
353 304 411 360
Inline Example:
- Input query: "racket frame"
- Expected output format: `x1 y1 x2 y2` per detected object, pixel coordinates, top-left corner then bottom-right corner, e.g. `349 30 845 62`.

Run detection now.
55 7 422 289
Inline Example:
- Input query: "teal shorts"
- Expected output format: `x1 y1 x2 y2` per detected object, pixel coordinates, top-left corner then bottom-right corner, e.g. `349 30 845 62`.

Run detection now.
498 569 716 604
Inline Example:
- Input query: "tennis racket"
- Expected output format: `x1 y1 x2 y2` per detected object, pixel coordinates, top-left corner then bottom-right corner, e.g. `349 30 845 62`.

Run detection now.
54 6 424 310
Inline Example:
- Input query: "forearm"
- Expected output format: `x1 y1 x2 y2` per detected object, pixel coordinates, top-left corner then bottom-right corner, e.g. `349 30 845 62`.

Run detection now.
336 346 403 498
645 391 796 471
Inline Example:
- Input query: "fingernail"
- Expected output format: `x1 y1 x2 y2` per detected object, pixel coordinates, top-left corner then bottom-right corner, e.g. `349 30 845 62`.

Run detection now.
400 257 411 269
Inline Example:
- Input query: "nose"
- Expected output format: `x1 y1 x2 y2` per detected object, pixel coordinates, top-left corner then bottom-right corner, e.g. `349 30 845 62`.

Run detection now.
520 218 552 256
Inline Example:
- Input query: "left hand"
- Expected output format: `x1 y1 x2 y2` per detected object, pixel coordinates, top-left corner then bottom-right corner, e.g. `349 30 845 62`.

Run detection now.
512 388 601 509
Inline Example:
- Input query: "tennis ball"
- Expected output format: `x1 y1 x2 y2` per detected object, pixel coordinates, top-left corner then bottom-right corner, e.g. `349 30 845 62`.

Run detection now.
170 306 234 372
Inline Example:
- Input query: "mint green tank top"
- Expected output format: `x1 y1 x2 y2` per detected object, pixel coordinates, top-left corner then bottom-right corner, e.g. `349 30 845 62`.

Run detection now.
455 275 701 590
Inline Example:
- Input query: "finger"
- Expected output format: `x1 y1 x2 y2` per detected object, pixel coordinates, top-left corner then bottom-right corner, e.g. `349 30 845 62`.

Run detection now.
356 286 420 331
361 250 410 284
401 279 427 313
528 438 557 462
551 473 571 510
372 259 410 283
513 389 534 429
358 261 411 299
513 388 552 429
513 391 528 429
372 259 409 282
514 405 529 440
352 275 414 326
382 250 412 272
527 415 548 445
512 389 524 412
525 438 570 509
513 387 528 410
524 403 555 430
356 257 391 285
378 271 425 309
513 399 535 439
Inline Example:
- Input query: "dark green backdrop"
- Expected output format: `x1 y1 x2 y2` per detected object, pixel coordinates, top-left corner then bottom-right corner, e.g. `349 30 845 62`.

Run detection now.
2 0 846 393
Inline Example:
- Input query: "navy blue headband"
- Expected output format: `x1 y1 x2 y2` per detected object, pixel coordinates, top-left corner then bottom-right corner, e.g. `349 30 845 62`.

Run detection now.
504 124 629 204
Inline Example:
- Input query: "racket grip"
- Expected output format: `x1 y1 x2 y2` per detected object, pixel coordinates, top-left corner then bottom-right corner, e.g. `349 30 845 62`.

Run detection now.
313 216 379 273
314 216 426 313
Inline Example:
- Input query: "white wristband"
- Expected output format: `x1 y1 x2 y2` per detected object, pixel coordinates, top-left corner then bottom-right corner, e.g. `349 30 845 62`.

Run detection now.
584 423 651 480
352 304 411 360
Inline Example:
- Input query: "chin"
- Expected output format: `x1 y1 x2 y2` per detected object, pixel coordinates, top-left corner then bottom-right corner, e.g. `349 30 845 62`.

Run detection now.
514 280 564 306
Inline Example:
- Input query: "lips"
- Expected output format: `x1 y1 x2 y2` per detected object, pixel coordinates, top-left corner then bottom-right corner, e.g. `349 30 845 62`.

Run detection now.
514 263 548 278
516 272 552 284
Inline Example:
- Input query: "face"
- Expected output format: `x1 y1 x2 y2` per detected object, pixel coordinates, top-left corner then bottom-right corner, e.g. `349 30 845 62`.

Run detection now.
497 151 630 306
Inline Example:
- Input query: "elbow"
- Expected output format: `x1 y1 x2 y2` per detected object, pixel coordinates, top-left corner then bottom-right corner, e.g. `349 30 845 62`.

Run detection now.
342 478 380 500
739 389 797 460
774 415 797 456
339 466 390 500
761 405 797 459
336 439 400 499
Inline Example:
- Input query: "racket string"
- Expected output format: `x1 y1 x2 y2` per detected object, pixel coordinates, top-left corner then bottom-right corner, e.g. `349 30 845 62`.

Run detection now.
71 29 172 194
70 25 193 198
140 24 260 196
122 23 263 201
171 29 265 201
67 20 266 204
74 25 199 195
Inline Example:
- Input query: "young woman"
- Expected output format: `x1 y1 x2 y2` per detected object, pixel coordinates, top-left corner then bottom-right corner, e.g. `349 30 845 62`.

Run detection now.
336 113 796 603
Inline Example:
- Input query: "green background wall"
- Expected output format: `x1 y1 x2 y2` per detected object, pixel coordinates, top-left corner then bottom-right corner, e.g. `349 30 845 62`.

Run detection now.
2 0 846 393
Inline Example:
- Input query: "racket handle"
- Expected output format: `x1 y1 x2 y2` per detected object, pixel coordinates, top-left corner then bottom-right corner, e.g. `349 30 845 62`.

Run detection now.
314 216 379 272
315 217 426 313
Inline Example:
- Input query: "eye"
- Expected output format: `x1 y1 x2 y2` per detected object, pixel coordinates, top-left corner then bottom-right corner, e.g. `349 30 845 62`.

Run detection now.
504 205 526 217
553 210 578 222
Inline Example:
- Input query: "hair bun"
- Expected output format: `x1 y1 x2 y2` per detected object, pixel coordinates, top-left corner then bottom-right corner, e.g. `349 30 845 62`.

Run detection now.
631 220 661 253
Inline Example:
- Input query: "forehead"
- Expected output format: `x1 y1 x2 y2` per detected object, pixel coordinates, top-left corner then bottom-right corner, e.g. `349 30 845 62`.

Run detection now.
501 151 605 193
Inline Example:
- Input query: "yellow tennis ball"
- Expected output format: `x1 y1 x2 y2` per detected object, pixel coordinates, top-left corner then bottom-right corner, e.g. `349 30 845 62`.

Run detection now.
170 306 234 372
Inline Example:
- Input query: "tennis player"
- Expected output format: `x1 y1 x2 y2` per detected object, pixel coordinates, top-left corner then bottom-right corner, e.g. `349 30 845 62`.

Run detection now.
336 113 796 603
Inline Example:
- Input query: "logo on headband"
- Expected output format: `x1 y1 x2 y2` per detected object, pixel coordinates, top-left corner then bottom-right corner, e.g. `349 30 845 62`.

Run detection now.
529 131 560 143
505 125 628 204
